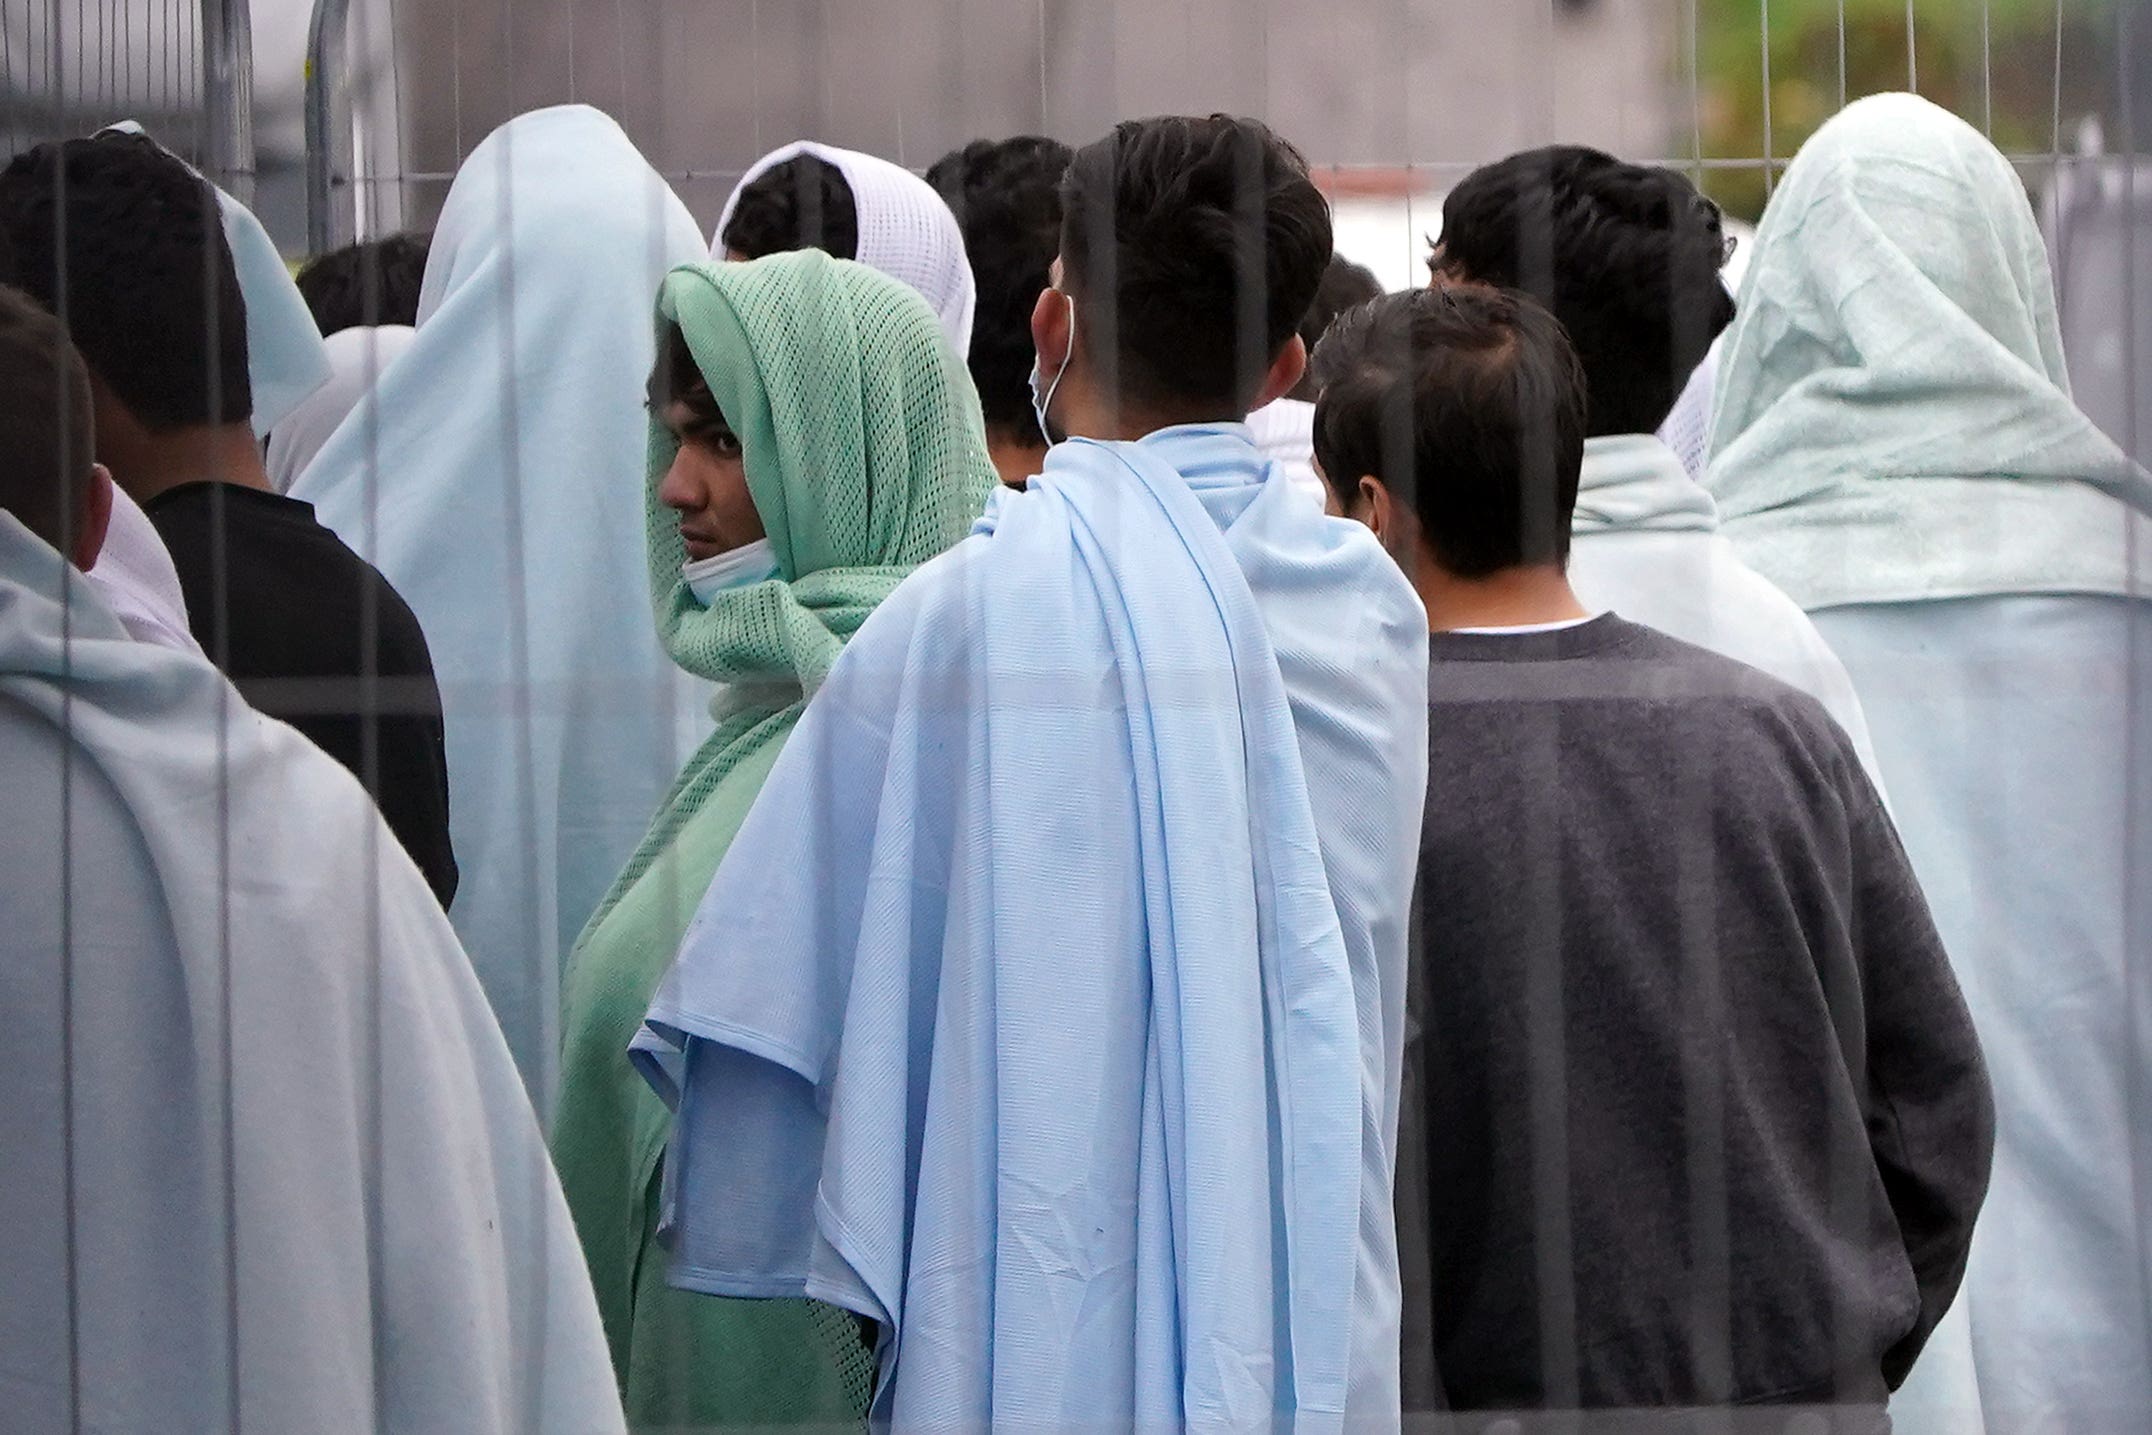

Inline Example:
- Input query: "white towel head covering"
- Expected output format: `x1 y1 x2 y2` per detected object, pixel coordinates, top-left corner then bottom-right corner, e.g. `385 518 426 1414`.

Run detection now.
714 141 975 356
266 325 415 493
1707 92 2152 609
95 121 333 436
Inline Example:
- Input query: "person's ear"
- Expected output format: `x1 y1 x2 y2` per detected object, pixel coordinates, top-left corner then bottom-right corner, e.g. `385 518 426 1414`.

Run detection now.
1253 334 1308 411
1352 473 1393 545
1030 284 1073 378
72 464 114 572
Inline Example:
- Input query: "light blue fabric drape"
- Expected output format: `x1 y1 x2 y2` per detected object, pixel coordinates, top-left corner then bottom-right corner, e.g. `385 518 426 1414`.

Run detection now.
1709 91 2152 1434
1817 598 2152 1435
636 425 1428 1430
0 513 624 1435
293 106 712 1100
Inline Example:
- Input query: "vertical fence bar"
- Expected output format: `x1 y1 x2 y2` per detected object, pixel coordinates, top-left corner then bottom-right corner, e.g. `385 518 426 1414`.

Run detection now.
198 0 252 204
307 0 354 255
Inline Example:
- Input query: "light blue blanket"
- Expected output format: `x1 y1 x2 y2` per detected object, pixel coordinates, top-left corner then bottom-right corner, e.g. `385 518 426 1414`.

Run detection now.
636 425 1428 1430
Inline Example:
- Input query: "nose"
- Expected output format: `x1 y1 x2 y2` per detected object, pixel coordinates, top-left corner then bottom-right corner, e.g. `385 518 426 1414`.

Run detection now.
656 451 702 515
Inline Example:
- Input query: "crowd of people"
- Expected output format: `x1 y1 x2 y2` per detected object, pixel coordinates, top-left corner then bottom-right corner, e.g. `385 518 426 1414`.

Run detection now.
0 88 2146 1435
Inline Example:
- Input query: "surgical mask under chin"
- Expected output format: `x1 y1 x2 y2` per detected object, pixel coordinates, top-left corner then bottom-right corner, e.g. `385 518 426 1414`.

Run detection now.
1027 293 1076 445
682 538 780 605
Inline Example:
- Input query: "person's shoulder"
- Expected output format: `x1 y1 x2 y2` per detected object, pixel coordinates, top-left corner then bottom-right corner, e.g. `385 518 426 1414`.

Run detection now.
1616 616 1864 772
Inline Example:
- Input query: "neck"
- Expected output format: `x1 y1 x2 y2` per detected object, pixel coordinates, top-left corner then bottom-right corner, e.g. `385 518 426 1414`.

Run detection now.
1414 562 1591 634
986 432 1049 490
105 424 274 505
1055 379 1236 445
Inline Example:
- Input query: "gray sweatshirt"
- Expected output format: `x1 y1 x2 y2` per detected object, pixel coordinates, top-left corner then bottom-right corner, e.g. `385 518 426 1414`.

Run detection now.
1397 614 1993 1415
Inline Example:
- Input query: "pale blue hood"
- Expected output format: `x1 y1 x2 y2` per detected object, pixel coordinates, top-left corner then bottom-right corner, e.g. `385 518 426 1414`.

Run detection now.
1572 434 1720 536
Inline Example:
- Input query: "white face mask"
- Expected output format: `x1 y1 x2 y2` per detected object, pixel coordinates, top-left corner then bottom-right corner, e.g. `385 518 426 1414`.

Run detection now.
682 538 780 605
1027 289 1076 446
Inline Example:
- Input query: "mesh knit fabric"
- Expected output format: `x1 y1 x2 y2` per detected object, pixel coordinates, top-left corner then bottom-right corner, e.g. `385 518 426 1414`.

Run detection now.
715 140 978 356
1656 342 1718 481
551 247 995 1429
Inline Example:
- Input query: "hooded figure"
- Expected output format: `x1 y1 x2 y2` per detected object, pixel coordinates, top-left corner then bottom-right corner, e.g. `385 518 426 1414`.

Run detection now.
1710 92 2152 1435
293 106 712 1098
714 140 975 356
551 250 994 1428
0 513 624 1435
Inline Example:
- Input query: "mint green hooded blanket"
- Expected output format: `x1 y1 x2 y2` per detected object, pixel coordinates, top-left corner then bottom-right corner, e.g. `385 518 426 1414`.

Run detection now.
551 249 995 1427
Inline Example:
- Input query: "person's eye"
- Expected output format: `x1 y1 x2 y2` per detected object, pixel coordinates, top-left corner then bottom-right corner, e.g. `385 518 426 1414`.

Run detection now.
708 430 743 459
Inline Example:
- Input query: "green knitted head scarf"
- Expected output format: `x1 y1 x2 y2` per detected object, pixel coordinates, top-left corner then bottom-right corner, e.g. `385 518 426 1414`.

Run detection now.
650 247 998 698
554 248 993 1428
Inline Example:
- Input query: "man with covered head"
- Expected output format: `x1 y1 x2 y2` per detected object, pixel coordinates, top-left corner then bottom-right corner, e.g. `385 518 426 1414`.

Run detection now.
634 114 1429 1427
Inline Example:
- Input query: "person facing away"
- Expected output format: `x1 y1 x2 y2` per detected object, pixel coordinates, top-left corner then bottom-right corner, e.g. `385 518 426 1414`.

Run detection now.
551 251 996 1429
294 231 432 335
0 132 457 906
291 106 715 1102
0 282 625 1435
716 141 975 355
928 135 1074 488
1431 145 1883 781
630 114 1431 1429
1708 92 2152 1435
1249 252 1383 508
1313 281 1993 1422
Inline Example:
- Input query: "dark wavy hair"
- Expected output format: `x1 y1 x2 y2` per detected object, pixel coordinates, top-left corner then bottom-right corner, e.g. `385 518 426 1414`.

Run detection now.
1434 145 1734 437
927 136 1073 444
0 131 252 430
1059 115 1332 418
1313 283 1589 578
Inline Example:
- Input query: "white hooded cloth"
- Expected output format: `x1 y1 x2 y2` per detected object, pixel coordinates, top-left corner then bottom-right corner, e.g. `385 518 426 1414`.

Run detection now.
1710 93 2152 1435
1245 395 1331 509
1567 433 1883 785
292 106 713 1100
0 513 623 1435
266 325 416 493
714 140 975 356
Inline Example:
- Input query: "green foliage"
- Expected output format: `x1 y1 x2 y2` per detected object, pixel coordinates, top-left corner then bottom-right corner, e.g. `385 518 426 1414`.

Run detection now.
1688 0 2121 219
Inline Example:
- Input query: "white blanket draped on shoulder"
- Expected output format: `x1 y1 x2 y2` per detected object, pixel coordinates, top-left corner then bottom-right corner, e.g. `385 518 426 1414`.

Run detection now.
0 513 622 1435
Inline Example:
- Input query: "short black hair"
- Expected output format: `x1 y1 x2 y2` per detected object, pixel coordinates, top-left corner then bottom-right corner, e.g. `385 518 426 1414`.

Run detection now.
927 135 1073 444
1312 283 1588 579
1288 254 1384 402
0 283 98 555
295 232 430 334
1434 145 1733 437
0 132 252 430
722 154 860 261
1059 115 1332 418
647 320 722 428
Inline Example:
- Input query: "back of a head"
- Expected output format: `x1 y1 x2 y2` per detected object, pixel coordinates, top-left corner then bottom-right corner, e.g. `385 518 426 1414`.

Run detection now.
295 232 431 335
1437 145 1731 438
1312 283 1588 578
0 283 97 555
927 135 1073 443
1289 254 1384 401
722 154 860 261
0 133 252 431
1059 114 1332 419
